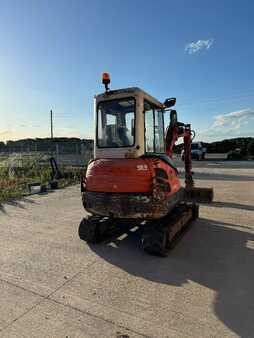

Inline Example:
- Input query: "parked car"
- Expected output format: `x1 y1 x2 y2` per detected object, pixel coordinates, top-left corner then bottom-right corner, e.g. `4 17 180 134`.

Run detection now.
181 142 207 161
227 148 245 160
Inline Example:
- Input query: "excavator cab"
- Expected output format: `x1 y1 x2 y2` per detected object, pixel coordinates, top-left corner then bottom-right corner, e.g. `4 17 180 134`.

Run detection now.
95 85 175 160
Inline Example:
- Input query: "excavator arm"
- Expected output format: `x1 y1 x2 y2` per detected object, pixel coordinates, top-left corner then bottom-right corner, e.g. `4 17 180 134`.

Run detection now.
165 110 194 191
165 110 213 202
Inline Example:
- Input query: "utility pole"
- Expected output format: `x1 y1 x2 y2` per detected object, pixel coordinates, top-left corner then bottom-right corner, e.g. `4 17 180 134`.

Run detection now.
50 110 53 139
50 109 54 156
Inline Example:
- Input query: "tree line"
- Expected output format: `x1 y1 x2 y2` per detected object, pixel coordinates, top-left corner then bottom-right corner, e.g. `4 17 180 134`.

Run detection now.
0 138 94 154
1 136 254 155
175 137 254 154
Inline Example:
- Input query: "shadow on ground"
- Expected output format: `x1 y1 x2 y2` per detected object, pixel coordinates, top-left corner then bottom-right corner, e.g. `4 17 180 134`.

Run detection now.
87 218 254 337
179 171 254 181
205 201 254 212
0 204 7 214
0 197 38 214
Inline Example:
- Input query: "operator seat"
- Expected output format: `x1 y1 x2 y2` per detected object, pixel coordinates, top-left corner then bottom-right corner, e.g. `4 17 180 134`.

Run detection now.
106 125 118 147
117 127 129 146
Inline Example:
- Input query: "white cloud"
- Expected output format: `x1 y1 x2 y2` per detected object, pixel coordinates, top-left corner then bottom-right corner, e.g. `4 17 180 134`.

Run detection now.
0 129 22 141
213 109 254 128
196 108 254 141
185 39 214 54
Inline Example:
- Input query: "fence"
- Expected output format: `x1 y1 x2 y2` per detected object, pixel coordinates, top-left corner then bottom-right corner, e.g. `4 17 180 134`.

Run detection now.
0 150 93 168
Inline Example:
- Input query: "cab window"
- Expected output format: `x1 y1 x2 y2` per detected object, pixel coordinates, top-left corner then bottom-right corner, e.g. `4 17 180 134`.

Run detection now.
97 98 135 148
144 100 165 153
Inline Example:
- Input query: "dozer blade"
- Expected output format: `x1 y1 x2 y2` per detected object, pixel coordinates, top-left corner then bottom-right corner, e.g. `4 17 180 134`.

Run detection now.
186 187 214 203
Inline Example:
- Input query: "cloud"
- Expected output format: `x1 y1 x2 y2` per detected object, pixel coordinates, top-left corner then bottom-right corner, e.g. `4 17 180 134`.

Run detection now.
213 108 254 128
0 129 17 141
0 130 12 137
185 39 214 54
196 108 254 141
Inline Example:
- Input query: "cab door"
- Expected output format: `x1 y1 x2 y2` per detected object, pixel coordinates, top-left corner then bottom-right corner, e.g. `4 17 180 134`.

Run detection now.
144 100 165 154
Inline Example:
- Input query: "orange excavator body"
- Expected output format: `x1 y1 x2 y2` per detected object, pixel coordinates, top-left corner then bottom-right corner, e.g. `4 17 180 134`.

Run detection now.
82 156 183 219
85 158 180 193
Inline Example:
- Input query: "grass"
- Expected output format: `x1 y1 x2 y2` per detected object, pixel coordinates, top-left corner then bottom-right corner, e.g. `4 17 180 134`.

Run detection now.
0 161 84 205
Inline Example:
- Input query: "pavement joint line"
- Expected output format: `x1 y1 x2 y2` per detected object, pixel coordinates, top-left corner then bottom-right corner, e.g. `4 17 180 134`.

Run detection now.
43 267 179 338
0 270 83 333
0 258 98 300
0 256 182 337
47 297 154 338
0 259 127 334
45 260 157 338
0 291 47 333
0 276 46 298
0 273 154 338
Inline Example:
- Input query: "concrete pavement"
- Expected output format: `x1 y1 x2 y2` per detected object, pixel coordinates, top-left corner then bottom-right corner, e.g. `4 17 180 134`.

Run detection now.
0 162 254 337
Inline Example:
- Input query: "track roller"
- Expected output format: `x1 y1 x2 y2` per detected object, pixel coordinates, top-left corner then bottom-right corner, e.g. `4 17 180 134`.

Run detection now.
141 203 199 257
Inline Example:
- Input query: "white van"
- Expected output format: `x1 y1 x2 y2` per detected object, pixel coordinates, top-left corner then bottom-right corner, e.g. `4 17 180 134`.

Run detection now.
181 142 207 161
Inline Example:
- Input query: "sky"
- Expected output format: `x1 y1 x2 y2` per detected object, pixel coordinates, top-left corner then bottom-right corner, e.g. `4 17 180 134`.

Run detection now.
1 0 254 142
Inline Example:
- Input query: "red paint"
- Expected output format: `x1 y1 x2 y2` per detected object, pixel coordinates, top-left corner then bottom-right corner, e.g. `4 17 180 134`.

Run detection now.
85 158 181 198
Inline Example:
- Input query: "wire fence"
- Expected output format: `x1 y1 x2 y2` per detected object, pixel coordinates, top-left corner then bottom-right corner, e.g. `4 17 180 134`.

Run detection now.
0 150 93 168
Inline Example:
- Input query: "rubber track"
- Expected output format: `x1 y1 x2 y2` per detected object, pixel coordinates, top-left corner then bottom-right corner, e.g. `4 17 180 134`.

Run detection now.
141 203 199 256
79 216 110 243
79 217 139 243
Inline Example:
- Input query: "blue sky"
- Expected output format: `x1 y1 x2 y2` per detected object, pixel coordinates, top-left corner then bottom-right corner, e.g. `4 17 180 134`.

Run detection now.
1 0 254 142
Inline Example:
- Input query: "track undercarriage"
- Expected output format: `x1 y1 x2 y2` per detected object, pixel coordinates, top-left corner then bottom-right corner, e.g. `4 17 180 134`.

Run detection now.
79 202 199 257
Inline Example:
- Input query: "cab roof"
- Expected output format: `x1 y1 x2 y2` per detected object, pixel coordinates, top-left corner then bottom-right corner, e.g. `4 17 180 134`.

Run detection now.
95 87 163 108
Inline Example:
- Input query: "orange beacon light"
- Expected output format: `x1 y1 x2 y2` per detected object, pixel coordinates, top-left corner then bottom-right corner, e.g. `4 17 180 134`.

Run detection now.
102 72 110 92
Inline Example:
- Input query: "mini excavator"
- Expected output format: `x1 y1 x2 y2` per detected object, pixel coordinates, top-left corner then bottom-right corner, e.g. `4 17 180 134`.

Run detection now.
79 73 213 256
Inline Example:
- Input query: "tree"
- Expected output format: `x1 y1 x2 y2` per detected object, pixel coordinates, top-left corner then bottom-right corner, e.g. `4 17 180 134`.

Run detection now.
0 142 6 152
247 139 254 156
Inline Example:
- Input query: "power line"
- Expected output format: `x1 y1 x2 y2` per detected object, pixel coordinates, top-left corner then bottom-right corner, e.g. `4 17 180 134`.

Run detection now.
54 116 80 119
